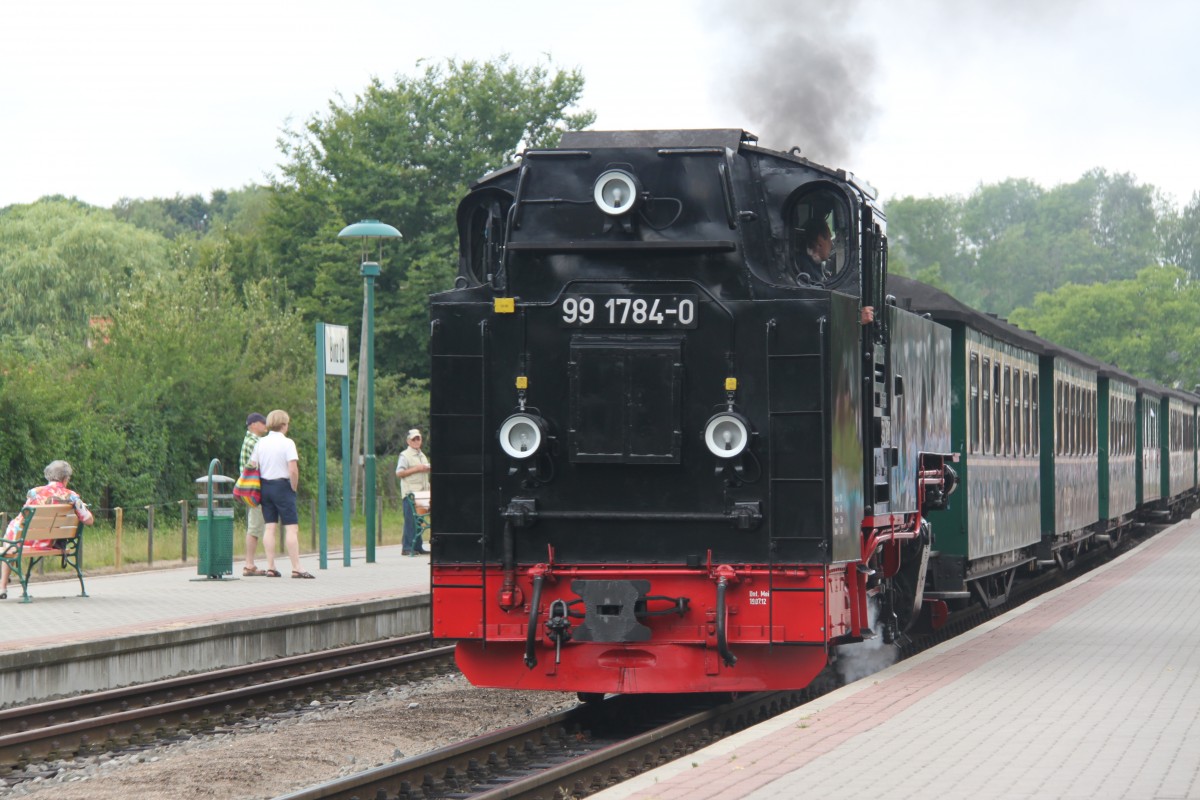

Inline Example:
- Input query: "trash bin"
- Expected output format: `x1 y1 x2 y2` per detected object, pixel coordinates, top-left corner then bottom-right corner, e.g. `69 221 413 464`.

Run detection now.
195 470 235 579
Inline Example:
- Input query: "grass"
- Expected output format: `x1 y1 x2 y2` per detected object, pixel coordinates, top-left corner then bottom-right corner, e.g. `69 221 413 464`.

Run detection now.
12 503 417 579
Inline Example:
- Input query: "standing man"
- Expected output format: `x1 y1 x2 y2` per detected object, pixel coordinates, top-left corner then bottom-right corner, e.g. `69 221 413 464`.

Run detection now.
241 412 268 576
396 428 431 556
251 409 310 578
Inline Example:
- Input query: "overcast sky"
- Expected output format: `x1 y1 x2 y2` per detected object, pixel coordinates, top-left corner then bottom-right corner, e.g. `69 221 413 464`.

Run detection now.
3 0 1198 210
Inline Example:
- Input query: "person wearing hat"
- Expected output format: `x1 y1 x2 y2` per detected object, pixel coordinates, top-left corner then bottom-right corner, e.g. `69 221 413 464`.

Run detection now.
396 428 431 556
240 412 268 576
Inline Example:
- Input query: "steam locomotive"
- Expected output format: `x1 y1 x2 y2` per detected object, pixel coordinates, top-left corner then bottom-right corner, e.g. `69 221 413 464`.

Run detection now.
427 129 1198 696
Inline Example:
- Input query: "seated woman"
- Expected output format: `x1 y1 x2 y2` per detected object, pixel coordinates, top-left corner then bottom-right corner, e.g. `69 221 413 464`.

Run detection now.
1 460 94 600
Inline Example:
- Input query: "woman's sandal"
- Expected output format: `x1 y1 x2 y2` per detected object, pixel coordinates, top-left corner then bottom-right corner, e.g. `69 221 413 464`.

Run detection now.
262 569 282 577
243 566 264 577
292 571 315 579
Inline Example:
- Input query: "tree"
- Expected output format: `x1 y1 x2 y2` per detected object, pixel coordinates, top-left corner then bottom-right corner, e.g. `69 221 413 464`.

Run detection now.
0 200 169 358
1008 266 1200 387
885 195 966 288
267 57 594 382
888 170 1173 318
82 263 313 509
1161 191 1200 280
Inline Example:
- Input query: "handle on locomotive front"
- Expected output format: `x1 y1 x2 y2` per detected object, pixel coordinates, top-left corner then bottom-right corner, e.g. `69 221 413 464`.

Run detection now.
524 571 545 669
716 575 737 667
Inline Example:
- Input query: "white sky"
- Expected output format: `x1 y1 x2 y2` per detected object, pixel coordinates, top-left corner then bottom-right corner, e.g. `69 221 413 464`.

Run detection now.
3 0 1198 210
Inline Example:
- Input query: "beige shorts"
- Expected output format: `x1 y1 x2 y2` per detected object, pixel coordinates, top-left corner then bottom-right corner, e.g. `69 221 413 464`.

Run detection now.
246 503 265 538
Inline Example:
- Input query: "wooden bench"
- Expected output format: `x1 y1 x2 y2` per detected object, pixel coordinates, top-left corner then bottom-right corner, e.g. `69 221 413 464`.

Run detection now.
0 504 87 603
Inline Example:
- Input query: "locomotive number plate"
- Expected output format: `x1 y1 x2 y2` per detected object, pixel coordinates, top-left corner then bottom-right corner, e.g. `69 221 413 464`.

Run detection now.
559 294 698 329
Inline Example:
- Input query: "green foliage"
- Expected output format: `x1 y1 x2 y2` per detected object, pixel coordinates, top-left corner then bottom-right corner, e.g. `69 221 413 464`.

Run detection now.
1009 266 1200 387
0 200 168 358
267 56 594 381
372 373 431 459
81 264 313 507
888 169 1173 316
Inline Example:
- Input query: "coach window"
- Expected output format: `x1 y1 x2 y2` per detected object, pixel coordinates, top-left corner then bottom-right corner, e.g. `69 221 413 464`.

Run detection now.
993 363 1002 455
1113 400 1123 455
1121 400 1128 456
787 187 851 286
1124 400 1132 456
1078 386 1084 455
1090 390 1097 455
1032 376 1040 455
969 352 980 453
1114 399 1122 456
1076 388 1082 455
998 364 1008 453
1075 383 1084 453
1112 400 1121 456
1054 380 1062 455
982 357 992 454
1067 382 1075 455
1022 370 1032 456
1013 368 1022 457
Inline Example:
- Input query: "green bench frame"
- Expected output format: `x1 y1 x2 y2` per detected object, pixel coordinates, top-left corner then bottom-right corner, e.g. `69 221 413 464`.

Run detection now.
1 504 87 603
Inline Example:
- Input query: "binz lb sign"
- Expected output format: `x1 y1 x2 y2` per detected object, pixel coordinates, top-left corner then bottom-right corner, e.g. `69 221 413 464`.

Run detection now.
324 324 349 377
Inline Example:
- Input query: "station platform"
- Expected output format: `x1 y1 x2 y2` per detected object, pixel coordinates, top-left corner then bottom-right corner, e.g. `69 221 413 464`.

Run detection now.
595 515 1200 800
0 545 431 708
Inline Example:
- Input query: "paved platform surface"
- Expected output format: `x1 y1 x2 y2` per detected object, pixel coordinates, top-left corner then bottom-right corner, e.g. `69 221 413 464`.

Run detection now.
595 516 1200 800
1 544 430 653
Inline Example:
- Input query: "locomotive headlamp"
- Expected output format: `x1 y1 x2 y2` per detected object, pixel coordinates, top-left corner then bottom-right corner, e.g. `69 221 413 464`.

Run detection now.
499 413 548 459
704 412 750 458
593 169 641 216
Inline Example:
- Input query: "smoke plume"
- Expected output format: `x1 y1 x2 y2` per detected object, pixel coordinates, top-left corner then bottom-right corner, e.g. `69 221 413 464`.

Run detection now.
703 0 877 166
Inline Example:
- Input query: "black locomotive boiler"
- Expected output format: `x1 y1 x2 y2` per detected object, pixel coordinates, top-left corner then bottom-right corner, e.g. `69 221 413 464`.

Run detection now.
427 129 959 695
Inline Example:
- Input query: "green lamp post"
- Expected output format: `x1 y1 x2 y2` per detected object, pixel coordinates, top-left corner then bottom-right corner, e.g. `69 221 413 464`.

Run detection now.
338 219 401 563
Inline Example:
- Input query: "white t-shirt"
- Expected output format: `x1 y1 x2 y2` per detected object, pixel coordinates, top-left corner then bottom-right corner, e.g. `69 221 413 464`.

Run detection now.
251 431 299 480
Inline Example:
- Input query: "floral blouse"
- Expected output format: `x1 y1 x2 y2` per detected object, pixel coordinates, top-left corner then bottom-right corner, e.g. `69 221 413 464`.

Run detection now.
4 481 93 545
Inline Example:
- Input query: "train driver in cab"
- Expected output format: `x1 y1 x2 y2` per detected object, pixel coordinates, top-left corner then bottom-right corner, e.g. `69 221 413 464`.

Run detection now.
791 214 875 324
793 218 834 284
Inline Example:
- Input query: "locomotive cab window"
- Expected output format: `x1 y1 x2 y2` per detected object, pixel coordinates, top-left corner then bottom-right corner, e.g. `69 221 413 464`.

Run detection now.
459 190 513 286
786 187 851 286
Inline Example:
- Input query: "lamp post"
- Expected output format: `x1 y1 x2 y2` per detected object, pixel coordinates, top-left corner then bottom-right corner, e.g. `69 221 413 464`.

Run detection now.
338 219 401 563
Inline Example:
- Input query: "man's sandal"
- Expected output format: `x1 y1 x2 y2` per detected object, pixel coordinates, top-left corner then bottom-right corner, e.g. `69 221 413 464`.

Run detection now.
292 571 315 579
243 566 264 577
262 569 282 577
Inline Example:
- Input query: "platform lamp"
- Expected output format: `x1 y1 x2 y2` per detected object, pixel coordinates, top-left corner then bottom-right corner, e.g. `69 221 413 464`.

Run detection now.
338 219 402 564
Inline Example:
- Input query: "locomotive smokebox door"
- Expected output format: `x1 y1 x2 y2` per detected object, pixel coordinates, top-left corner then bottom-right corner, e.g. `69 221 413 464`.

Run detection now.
571 579 652 642
568 335 683 464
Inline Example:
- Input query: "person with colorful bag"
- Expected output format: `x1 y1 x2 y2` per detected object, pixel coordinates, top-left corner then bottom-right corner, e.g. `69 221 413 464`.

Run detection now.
250 409 313 578
238 412 268 576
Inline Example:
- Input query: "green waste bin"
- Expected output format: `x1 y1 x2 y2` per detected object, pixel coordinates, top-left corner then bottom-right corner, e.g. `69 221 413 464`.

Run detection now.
195 471 235 579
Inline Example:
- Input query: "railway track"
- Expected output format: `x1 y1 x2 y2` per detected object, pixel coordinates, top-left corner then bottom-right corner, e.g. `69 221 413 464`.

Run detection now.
0 633 454 773
277 689 813 800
